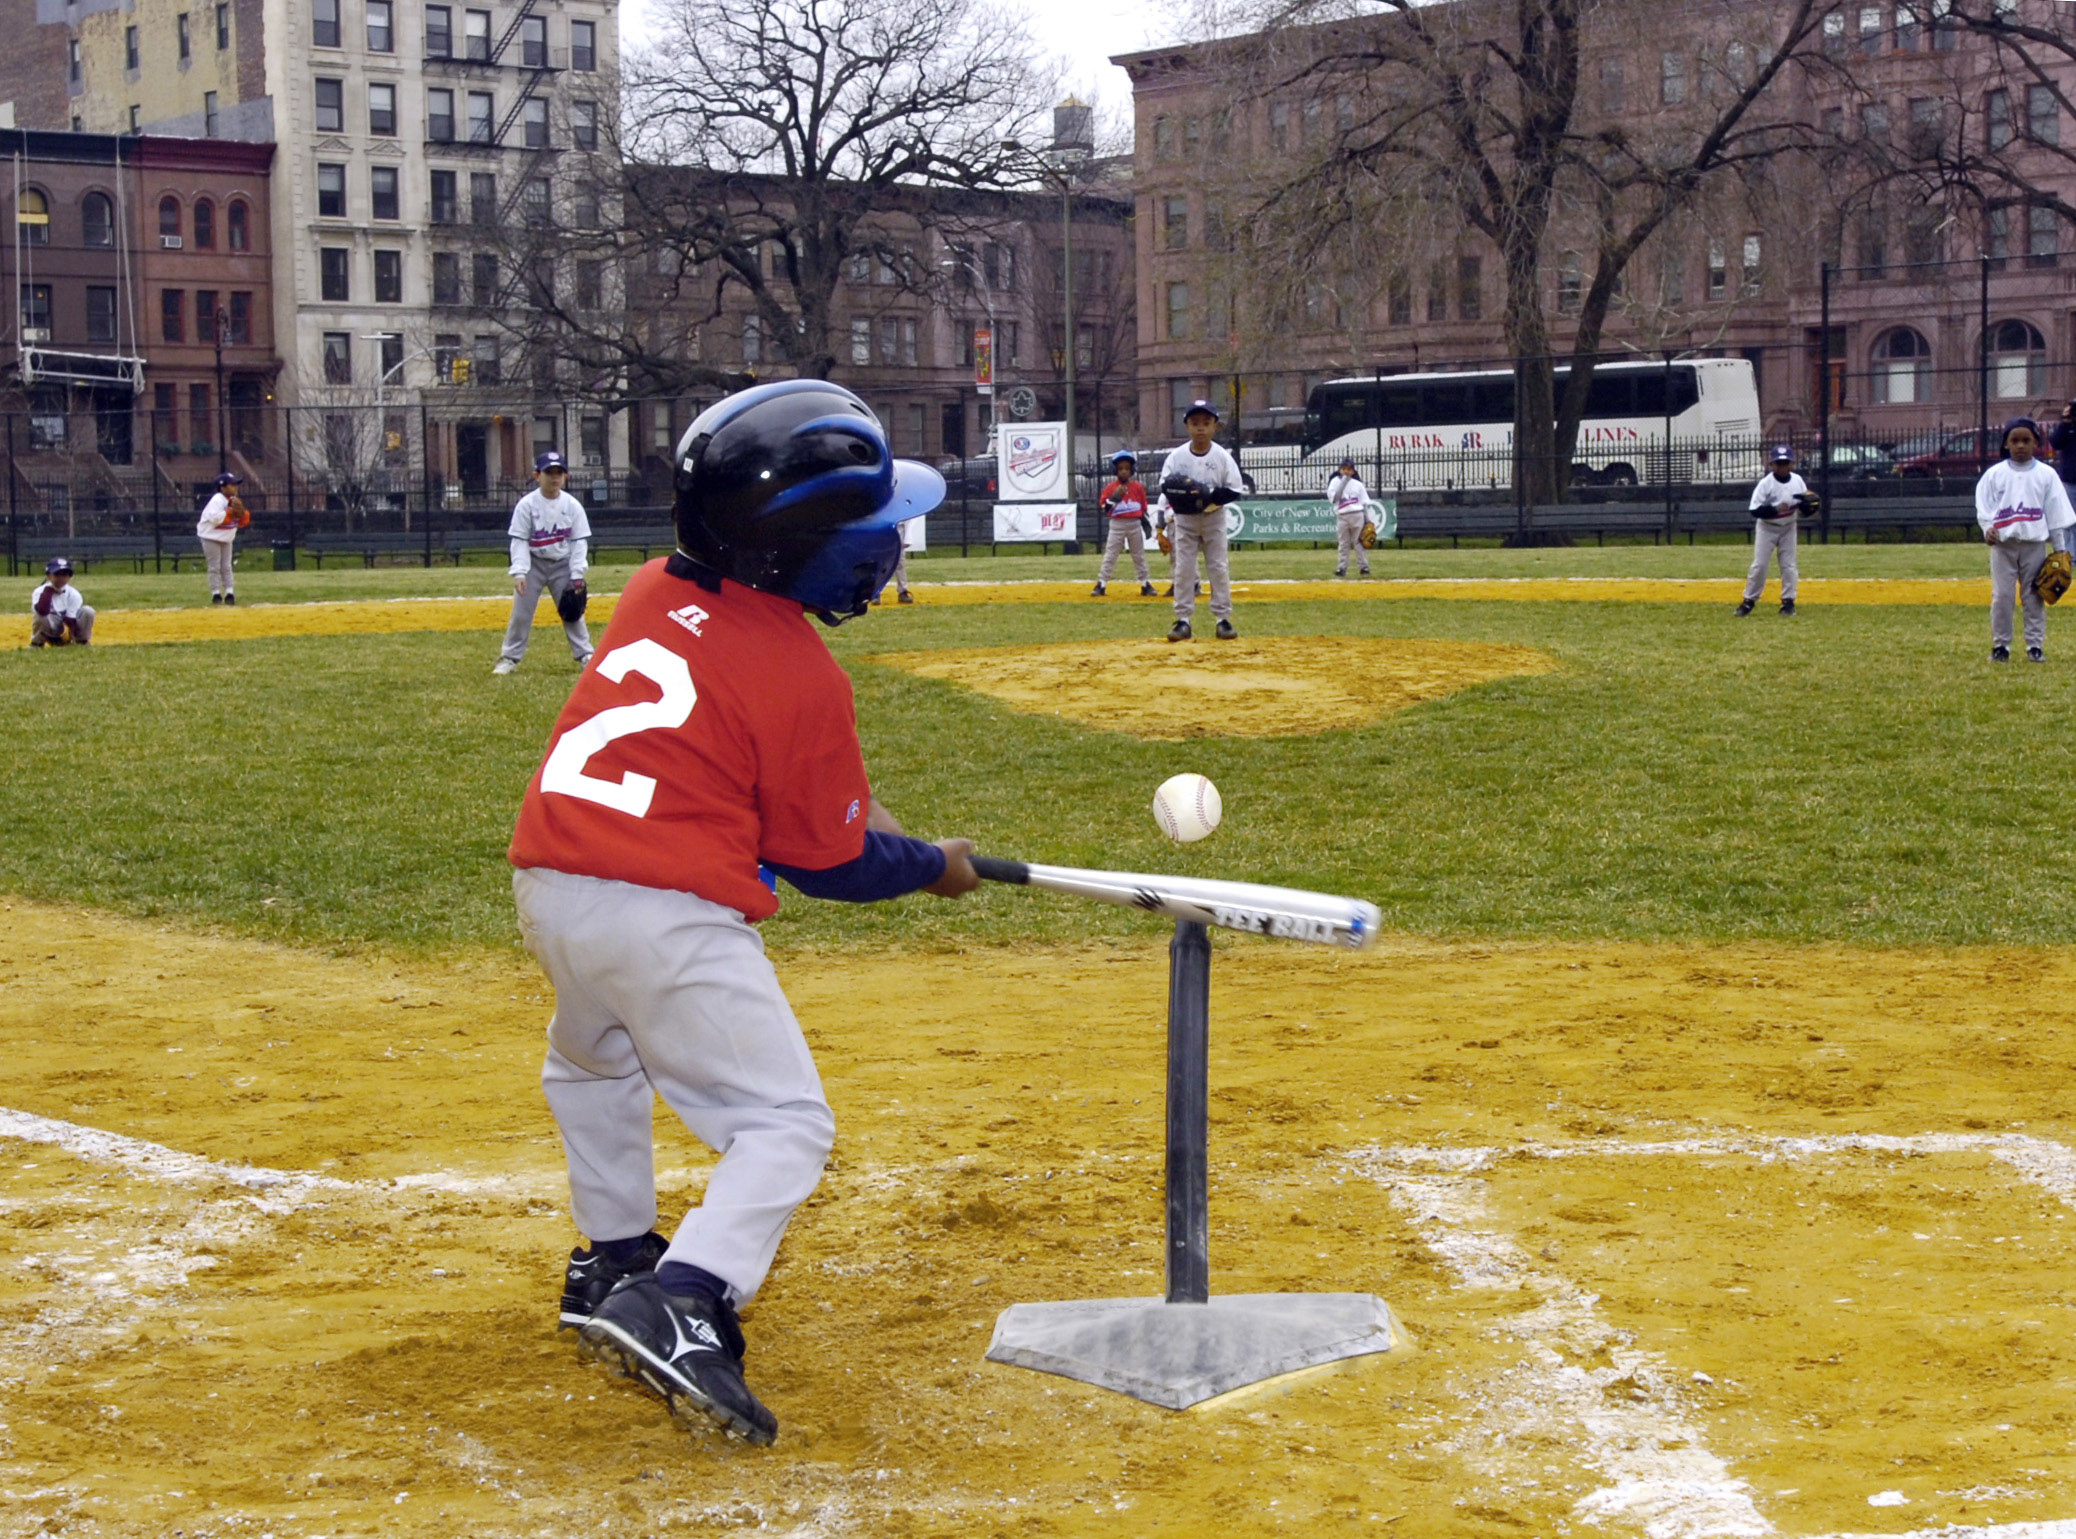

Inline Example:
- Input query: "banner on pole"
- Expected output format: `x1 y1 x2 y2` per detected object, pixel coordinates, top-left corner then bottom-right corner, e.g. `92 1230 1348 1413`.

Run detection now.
997 421 1068 501
973 327 994 396
1221 496 1398 544
992 502 1075 542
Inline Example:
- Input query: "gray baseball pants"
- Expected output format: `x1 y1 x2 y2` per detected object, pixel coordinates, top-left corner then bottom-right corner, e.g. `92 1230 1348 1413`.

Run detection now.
1335 511 1371 574
502 555 592 664
29 606 94 645
1097 519 1151 584
1990 538 2050 652
1170 511 1232 622
1743 517 1797 604
203 539 236 596
514 866 835 1305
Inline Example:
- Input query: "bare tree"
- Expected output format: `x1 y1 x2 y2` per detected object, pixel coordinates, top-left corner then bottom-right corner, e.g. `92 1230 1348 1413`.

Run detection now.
1207 0 1834 504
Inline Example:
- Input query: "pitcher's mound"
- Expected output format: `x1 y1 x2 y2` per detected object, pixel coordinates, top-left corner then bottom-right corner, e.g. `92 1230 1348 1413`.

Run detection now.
870 636 1555 739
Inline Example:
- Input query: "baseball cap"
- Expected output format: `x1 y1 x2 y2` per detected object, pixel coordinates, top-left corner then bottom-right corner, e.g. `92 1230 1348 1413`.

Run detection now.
216 470 243 486
1112 449 1136 464
1183 399 1219 421
1769 444 1793 463
1338 455 1357 468
535 450 567 472
44 555 73 576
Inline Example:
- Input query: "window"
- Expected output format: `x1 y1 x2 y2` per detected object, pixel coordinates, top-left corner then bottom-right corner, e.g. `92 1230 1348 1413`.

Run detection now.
576 259 603 309
2030 84 2059 145
178 12 191 59
2028 203 2059 268
315 77 343 132
313 0 339 46
1724 41 1753 88
20 283 51 331
1896 2 1922 49
984 242 1015 291
1660 51 1685 106
433 251 461 303
1164 195 1188 251
216 3 229 48
1268 101 1289 151
426 5 451 55
430 170 457 224
1388 272 1412 325
1153 116 1175 158
523 97 548 148
374 249 402 302
467 91 493 143
17 189 49 246
1988 204 2011 270
472 336 500 385
875 315 898 364
125 24 139 69
1598 55 1625 114
997 319 1017 362
572 186 601 228
196 289 218 342
228 291 251 344
521 14 545 66
84 285 117 343
1741 233 1762 295
472 252 498 305
1166 281 1190 340
1989 319 2046 398
377 332 402 380
192 385 214 449
162 289 185 342
1707 239 1727 299
434 332 461 381
367 0 392 50
371 165 399 220
470 171 496 225
572 101 598 151
850 318 871 365
1457 255 1481 320
1858 4 1882 54
1426 262 1448 321
369 83 397 136
320 246 350 301
193 198 214 249
1822 11 1846 57
1661 250 1685 305
82 192 114 247
523 176 550 225
129 105 141 132
743 313 764 365
154 382 176 439
1988 88 2013 150
323 331 352 383
428 88 455 141
204 91 219 136
901 317 918 367
158 194 181 239
1860 102 1888 143
1903 201 1941 267
317 162 346 217
1856 211 1887 277
464 9 490 61
1907 96 1945 158
582 414 607 464
69 38 80 84
571 19 596 70
1556 253 1581 314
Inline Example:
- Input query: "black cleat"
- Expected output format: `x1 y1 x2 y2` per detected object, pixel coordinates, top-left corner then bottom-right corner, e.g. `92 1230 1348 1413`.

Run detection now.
897 590 913 604
225 592 236 605
1167 619 1192 643
1780 598 1795 616
2029 646 2045 663
580 1276 777 1445
1140 582 1158 597
1215 618 1238 640
1091 582 1106 597
559 1232 669 1328
1161 584 1174 596
211 593 224 604
1734 599 1754 617
1992 645 2011 663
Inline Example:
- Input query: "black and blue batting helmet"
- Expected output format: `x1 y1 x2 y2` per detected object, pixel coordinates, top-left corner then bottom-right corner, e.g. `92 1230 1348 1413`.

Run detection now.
671 380 943 622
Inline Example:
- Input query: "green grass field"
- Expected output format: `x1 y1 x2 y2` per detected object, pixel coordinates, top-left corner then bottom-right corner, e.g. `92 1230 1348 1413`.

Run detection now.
2 544 2058 955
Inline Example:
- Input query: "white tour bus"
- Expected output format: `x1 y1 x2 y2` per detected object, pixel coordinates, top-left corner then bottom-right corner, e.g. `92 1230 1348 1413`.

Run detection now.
1243 358 1762 493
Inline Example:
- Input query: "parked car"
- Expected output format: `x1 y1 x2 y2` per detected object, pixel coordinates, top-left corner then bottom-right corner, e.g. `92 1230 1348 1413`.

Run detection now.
935 455 999 503
1818 444 1899 480
1899 429 1999 478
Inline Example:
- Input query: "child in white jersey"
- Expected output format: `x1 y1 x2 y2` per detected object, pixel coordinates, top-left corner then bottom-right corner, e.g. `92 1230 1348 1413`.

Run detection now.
494 450 594 675
1977 416 2076 663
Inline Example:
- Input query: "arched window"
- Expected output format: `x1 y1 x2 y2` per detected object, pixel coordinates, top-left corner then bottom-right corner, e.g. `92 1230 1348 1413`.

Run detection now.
81 191 114 247
227 199 250 252
159 195 182 241
17 188 50 246
1871 327 1932 404
193 197 215 249
1989 319 2047 399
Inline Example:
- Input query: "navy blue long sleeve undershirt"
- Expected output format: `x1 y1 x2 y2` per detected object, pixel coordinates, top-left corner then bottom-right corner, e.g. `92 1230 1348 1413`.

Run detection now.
766 830 946 903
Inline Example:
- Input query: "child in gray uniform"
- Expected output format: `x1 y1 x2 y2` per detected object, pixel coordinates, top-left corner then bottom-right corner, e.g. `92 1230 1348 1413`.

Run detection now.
494 450 593 674
1736 445 1810 617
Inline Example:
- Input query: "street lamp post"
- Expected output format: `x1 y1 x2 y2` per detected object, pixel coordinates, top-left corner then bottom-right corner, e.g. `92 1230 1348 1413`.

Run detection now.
1006 106 1093 495
213 303 230 476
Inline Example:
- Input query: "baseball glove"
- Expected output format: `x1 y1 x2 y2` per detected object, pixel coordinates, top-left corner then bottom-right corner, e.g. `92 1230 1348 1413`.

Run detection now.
1156 526 1174 557
556 581 588 624
1793 492 1821 518
1161 478 1208 518
1360 518 1378 549
224 494 252 530
2036 549 2073 605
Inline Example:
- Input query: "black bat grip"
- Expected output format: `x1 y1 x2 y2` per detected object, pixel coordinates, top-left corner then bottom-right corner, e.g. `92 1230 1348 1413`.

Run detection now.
970 855 1031 885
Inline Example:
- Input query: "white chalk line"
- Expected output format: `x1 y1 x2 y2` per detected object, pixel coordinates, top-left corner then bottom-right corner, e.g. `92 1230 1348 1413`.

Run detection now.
1348 1130 2076 1539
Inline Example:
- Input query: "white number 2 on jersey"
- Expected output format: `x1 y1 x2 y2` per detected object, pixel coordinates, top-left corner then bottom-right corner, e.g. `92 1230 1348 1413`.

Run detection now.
539 638 696 817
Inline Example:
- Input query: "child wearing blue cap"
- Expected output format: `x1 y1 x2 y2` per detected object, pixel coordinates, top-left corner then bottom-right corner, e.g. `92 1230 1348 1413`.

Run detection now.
1976 416 2075 662
495 450 594 674
1736 445 1811 617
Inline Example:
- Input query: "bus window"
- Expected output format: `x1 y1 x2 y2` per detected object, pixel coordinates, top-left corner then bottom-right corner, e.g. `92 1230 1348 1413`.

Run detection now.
1584 372 1636 417
1633 367 1701 417
1378 385 1422 427
1421 384 1472 425
1315 385 1375 444
1471 379 1514 423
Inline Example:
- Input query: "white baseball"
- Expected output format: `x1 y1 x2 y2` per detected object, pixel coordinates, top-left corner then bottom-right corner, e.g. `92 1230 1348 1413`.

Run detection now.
1152 773 1222 844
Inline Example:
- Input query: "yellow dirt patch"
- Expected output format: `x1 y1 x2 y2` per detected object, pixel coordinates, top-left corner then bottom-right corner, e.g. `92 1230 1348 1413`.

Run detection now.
870 635 1557 738
6 899 2076 1536
33 592 626 648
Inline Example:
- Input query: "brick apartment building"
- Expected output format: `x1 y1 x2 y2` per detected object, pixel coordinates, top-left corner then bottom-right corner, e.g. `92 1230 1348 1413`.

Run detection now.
4 127 276 519
1116 2 2076 449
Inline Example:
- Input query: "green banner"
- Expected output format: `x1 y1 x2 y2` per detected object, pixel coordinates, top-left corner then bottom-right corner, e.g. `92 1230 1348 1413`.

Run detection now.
1226 496 1397 545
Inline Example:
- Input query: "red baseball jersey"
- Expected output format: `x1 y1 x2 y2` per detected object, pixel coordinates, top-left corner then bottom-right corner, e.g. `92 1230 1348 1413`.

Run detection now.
1101 478 1149 520
509 557 871 921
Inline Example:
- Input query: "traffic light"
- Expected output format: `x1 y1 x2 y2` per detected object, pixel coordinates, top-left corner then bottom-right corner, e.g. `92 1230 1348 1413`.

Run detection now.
451 356 472 385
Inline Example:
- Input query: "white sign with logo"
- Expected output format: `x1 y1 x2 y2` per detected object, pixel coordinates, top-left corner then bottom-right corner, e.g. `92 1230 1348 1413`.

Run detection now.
998 421 1069 501
992 502 1076 542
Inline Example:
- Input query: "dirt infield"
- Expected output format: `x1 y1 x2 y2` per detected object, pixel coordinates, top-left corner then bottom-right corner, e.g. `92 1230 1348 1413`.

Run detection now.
8 576 1988 649
872 637 1557 739
5 899 2075 1538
